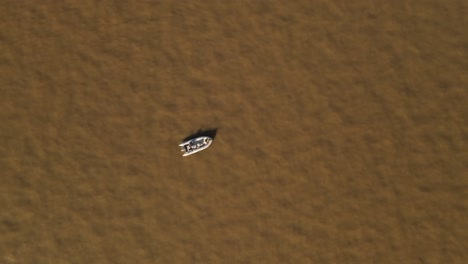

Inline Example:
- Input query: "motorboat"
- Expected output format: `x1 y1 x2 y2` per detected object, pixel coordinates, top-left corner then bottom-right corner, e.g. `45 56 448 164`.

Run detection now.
179 136 213 156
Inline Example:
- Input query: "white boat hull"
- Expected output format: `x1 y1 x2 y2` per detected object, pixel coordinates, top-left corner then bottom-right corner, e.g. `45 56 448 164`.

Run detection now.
179 136 213 156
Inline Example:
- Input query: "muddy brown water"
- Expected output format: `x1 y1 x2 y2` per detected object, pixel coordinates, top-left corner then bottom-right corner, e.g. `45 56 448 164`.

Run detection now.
1 1 467 263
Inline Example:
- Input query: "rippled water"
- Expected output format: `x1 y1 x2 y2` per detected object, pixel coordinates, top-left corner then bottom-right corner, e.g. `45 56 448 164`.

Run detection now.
1 1 466 263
